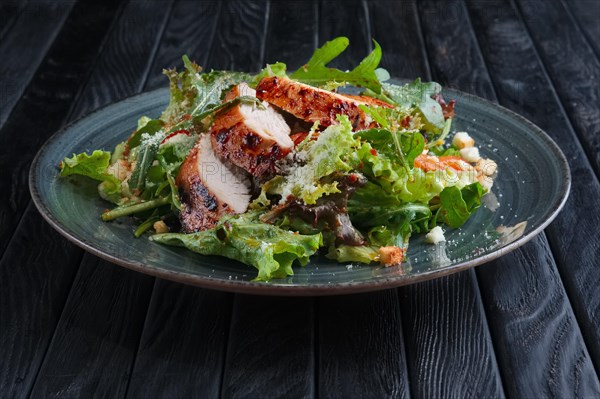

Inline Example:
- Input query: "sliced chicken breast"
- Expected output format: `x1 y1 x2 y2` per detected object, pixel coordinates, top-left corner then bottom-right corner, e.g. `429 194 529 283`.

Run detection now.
176 134 251 232
210 83 292 177
255 76 393 130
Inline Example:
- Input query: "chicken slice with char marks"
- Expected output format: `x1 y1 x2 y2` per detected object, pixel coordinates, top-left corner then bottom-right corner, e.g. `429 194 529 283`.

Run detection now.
255 76 393 130
176 134 251 232
210 83 292 178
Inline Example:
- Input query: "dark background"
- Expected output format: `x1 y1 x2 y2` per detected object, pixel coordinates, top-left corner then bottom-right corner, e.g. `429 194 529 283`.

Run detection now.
1 0 600 397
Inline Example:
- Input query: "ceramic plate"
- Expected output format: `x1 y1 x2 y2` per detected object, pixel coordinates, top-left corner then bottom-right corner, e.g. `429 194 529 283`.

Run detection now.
29 85 570 295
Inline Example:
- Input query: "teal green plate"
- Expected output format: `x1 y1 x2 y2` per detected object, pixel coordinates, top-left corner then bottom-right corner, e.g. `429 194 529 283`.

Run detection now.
29 85 570 295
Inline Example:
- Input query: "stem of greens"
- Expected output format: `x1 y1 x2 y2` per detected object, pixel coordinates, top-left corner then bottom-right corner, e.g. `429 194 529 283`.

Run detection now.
391 131 409 171
102 197 170 221
134 215 161 237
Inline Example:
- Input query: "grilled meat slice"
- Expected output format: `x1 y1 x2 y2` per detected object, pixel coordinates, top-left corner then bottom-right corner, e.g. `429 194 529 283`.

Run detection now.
176 134 251 232
210 83 292 178
255 76 393 130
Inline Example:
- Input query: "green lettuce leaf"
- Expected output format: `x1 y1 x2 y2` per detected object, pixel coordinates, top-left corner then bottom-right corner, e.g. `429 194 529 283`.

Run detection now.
252 62 287 86
290 37 385 93
150 212 322 281
439 182 484 228
60 150 121 194
267 115 359 204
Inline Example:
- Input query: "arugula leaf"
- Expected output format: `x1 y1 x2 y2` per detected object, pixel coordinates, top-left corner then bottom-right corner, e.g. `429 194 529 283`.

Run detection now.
356 128 425 169
150 212 322 281
60 150 121 194
290 37 385 93
439 182 484 228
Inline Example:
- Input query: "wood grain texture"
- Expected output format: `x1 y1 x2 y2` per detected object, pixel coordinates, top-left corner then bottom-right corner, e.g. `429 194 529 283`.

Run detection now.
418 0 600 395
0 0 75 127
565 0 600 61
369 0 429 79
29 255 154 397
0 0 121 259
264 0 317 70
372 1 505 397
318 0 371 69
417 0 496 99
478 235 600 397
514 0 600 178
0 0 29 42
145 0 221 90
318 290 409 398
465 0 600 372
206 0 269 71
221 297 315 398
125 281 233 398
400 271 506 398
69 0 175 120
0 205 82 397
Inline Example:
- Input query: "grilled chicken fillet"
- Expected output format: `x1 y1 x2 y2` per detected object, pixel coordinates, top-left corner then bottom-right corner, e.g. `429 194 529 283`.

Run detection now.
176 134 251 232
255 76 393 130
210 83 292 177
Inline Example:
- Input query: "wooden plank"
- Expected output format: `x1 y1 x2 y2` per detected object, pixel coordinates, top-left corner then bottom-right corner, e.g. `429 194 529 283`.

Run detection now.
465 0 600 373
29 255 154 397
318 290 409 398
369 1 505 396
60 0 174 204
264 0 318 70
206 0 269 72
0 0 121 259
0 0 75 127
318 0 371 69
478 236 600 396
145 0 221 90
69 0 176 119
0 1 122 396
27 0 177 396
0 0 29 42
418 0 600 395
565 0 600 61
400 271 505 397
0 205 81 397
125 281 233 398
514 0 600 178
221 297 316 398
369 0 429 79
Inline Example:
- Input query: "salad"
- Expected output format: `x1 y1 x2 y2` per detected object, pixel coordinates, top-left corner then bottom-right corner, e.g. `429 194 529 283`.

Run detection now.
59 37 497 281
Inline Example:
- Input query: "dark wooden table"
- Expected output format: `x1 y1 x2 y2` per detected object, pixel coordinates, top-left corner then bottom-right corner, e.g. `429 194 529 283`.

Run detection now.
2 0 600 397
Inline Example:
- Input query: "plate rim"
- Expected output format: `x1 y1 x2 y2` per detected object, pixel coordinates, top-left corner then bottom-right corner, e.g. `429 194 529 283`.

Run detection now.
29 85 571 296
